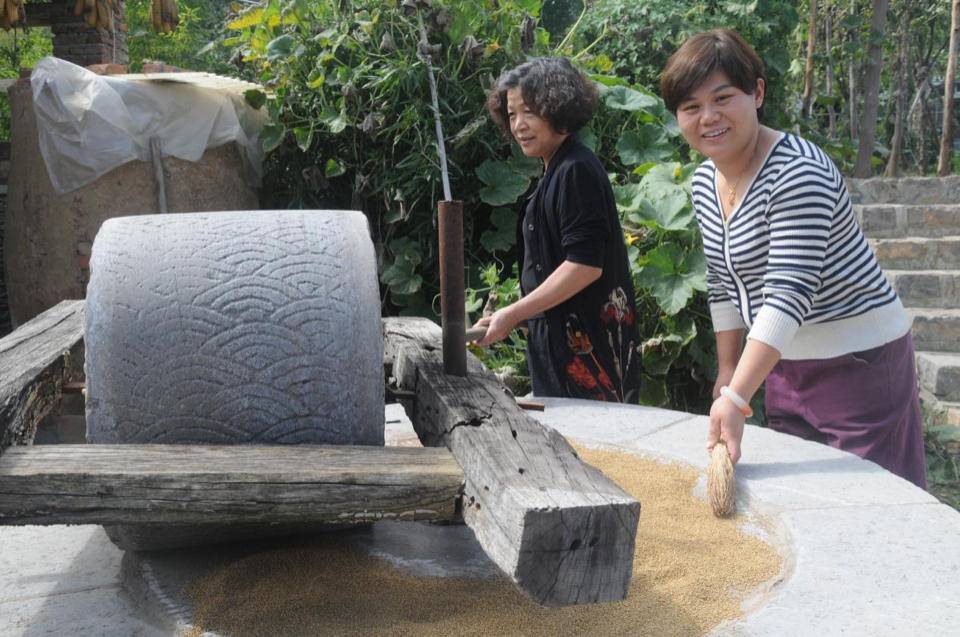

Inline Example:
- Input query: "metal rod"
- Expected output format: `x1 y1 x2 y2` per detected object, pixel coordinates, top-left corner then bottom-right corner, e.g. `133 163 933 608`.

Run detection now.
417 13 452 201
438 200 465 376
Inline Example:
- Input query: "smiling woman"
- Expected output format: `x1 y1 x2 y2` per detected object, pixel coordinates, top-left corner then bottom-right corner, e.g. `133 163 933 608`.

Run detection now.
660 30 927 489
477 58 641 403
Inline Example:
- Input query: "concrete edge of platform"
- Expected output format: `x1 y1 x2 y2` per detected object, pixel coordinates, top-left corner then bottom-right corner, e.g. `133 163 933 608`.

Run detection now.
527 397 960 635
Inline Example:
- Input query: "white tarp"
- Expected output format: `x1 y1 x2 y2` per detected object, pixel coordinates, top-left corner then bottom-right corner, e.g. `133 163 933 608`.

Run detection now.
30 56 266 194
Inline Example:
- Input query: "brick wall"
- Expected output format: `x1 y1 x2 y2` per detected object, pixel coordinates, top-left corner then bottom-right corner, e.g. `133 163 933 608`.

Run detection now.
42 1 129 67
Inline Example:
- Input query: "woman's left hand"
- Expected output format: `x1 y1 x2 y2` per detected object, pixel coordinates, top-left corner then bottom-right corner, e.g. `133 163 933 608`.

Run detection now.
708 395 746 464
475 307 519 347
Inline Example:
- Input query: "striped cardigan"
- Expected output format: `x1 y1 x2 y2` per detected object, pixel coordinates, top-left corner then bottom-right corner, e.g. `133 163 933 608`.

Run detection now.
692 133 910 360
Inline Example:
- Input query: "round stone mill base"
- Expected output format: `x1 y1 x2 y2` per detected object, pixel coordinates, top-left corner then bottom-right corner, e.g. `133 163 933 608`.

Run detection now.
3 401 957 635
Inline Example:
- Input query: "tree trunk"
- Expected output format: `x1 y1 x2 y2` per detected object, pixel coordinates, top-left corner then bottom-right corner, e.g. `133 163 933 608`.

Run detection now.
937 0 960 175
802 0 819 118
849 0 859 139
909 75 933 174
853 0 890 177
826 2 837 138
885 5 911 177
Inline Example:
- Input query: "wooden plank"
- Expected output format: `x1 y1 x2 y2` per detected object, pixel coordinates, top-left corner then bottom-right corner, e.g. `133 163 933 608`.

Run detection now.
383 317 640 607
0 301 85 452
0 444 463 526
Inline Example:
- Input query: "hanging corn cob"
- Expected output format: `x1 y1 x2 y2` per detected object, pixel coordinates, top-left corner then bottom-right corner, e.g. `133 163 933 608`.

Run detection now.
151 0 178 34
1 0 26 32
71 0 124 32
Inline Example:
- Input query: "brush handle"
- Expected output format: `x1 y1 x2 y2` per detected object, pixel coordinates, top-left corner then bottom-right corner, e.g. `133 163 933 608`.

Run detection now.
465 326 487 342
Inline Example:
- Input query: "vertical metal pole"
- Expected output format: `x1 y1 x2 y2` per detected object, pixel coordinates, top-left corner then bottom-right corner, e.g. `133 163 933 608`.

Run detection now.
438 200 465 376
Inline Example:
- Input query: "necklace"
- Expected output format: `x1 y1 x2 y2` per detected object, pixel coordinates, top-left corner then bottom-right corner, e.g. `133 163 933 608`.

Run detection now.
725 174 743 208
722 135 764 209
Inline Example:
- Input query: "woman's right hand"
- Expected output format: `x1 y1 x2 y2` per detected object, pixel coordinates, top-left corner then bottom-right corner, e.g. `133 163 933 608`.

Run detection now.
708 395 745 465
474 307 519 347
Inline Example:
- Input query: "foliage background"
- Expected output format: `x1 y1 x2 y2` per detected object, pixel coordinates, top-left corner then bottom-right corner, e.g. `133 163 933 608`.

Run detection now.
0 0 956 416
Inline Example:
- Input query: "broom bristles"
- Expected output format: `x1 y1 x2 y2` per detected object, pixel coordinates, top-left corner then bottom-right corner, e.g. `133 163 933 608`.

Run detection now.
708 442 736 517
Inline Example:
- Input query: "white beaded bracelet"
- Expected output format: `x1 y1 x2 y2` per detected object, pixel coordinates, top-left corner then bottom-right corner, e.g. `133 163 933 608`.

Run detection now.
720 386 753 417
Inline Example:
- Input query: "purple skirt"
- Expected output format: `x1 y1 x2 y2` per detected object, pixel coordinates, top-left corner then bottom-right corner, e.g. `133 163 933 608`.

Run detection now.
765 331 927 489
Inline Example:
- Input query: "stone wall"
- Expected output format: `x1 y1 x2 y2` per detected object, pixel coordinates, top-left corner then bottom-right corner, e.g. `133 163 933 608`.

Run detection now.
0 142 9 337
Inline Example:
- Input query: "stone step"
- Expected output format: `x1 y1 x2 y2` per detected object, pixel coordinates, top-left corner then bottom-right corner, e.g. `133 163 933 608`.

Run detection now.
857 204 960 239
916 351 960 402
871 237 960 270
909 309 960 353
847 176 960 205
887 270 960 309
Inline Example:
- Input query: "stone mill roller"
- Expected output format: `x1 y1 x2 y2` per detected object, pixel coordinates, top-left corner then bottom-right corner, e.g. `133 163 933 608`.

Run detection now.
83 209 384 550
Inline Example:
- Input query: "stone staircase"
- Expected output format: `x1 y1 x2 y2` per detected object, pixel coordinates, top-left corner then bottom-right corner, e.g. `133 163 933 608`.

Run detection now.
849 176 960 427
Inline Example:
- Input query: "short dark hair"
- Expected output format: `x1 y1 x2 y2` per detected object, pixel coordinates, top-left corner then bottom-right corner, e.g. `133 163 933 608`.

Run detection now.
486 57 598 135
660 29 767 118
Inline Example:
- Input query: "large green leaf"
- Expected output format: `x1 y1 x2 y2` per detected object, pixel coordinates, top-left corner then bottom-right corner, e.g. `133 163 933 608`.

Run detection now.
244 89 267 110
576 127 599 152
605 85 659 112
266 35 296 61
388 237 423 265
480 207 517 253
613 182 643 214
321 109 349 134
641 315 698 376
637 245 707 315
631 189 694 231
293 126 313 152
505 153 543 178
260 123 285 153
638 374 668 406
477 160 530 206
641 162 684 195
615 125 671 166
382 257 423 295
514 0 542 15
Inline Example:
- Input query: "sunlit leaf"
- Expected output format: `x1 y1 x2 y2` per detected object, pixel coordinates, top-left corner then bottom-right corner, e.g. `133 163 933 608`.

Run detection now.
227 8 265 30
293 126 313 152
324 158 345 177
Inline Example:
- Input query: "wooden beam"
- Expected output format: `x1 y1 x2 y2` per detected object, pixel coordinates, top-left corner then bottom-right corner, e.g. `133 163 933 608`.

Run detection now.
383 317 640 607
0 444 463 526
0 300 85 452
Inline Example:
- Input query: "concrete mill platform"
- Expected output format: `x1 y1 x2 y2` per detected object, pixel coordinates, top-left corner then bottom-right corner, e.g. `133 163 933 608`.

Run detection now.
2 400 958 636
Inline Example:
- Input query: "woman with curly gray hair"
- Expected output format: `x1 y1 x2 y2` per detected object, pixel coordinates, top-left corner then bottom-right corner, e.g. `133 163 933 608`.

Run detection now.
475 58 641 403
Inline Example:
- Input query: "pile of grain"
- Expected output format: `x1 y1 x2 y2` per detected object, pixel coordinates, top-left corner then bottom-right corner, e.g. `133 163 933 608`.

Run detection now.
186 446 782 637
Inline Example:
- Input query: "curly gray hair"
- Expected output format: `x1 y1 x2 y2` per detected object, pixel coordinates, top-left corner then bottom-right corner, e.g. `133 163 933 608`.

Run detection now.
486 57 598 135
